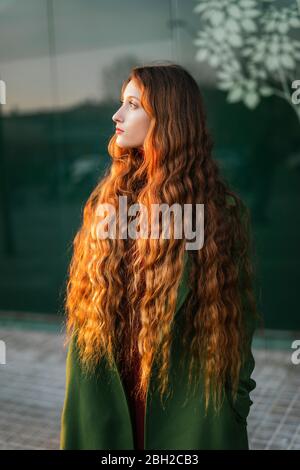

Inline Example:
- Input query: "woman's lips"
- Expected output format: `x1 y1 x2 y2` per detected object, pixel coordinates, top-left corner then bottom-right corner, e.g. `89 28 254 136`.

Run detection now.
116 128 124 134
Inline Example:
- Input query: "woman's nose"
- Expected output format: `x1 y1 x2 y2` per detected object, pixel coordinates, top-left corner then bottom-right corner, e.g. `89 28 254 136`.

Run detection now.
112 109 123 124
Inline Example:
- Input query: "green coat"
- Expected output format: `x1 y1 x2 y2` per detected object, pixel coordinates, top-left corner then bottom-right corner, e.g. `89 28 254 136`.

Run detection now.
60 254 257 450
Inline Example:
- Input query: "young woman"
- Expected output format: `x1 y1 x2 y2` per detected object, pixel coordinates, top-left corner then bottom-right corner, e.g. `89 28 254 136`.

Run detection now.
60 62 261 450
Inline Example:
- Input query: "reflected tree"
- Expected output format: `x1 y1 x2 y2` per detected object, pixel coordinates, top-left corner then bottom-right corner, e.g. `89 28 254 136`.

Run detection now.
101 55 141 104
193 0 300 224
193 0 300 123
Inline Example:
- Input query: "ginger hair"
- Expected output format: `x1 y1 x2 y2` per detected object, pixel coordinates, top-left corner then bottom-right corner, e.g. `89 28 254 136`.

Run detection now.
63 62 261 415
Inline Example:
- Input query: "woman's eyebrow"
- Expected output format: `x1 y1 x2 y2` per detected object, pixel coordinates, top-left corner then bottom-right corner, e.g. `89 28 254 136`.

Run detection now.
120 95 141 101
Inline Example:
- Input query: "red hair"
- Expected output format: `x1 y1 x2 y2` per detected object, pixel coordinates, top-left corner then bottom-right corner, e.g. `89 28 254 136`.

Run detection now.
63 62 261 414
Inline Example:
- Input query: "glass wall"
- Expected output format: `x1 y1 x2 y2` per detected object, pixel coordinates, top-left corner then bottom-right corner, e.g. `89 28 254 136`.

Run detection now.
0 0 299 330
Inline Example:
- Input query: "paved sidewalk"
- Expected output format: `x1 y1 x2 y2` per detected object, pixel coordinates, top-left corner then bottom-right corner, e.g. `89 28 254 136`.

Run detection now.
0 324 299 450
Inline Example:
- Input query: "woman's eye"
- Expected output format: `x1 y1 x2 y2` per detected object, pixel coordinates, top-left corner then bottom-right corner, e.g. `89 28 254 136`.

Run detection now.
119 100 136 109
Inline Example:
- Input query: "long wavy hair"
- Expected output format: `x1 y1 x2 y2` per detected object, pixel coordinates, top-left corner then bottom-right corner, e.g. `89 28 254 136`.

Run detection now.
63 62 261 415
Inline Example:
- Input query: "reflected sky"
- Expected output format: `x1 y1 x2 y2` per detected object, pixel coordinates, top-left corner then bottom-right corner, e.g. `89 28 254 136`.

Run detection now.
0 0 172 60
0 0 172 112
0 0 202 113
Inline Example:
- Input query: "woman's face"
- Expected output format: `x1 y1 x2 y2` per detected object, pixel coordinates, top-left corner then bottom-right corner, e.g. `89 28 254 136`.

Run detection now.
112 79 151 149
